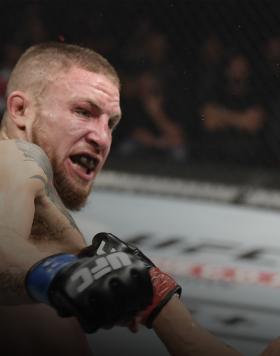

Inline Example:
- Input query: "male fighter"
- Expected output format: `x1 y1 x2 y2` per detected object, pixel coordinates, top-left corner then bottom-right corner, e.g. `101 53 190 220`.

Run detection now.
0 41 264 356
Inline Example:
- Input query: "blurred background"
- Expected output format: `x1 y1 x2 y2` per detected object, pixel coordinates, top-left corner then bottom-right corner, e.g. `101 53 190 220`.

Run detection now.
1 0 280 181
3 1 280 355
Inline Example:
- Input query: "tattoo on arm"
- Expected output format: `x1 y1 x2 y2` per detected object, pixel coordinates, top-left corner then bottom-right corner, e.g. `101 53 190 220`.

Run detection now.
15 140 53 181
15 140 80 231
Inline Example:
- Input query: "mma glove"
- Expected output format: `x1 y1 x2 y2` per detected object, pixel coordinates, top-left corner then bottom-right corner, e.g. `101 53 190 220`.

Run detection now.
83 232 182 328
25 242 153 333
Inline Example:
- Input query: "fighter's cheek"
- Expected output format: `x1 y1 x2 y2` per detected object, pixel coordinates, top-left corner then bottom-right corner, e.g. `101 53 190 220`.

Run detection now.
66 125 84 136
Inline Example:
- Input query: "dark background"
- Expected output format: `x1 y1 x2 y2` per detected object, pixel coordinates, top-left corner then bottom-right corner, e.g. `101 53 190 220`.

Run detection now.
1 0 280 190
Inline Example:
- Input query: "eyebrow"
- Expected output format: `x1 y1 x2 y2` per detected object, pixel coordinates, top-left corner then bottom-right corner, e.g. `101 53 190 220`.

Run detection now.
74 98 122 120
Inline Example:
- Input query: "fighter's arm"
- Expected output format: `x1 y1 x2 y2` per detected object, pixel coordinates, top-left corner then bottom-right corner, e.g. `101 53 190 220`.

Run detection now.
94 233 243 355
153 296 243 356
0 139 83 304
0 152 154 334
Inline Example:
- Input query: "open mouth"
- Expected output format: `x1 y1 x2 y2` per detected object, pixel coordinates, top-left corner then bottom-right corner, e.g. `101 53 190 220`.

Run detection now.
69 153 98 179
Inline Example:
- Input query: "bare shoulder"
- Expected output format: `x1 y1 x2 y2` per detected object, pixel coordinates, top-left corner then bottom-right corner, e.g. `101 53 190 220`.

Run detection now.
0 139 52 178
0 140 84 249
0 139 53 191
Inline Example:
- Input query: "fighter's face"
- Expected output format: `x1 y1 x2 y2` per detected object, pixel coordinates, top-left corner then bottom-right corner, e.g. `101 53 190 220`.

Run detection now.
31 66 121 210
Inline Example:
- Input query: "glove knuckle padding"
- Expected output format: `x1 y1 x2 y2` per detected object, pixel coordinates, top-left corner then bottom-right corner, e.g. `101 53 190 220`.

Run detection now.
48 251 153 332
90 233 182 328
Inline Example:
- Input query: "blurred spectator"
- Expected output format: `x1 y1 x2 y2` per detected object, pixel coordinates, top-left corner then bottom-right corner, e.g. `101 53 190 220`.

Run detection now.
13 4 48 48
198 51 267 163
119 16 155 71
263 93 280 163
116 26 188 161
116 69 187 161
257 35 280 164
262 34 280 105
195 34 225 106
121 26 182 92
141 31 171 74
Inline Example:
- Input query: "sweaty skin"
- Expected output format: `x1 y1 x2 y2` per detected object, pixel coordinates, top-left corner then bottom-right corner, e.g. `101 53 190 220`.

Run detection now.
0 67 121 356
1 54 275 356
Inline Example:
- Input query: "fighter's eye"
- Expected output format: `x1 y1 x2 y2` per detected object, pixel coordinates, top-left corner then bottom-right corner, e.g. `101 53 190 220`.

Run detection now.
75 108 91 117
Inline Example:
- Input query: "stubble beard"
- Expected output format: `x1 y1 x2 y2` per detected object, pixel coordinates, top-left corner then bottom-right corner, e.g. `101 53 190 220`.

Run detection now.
31 120 93 211
52 164 92 211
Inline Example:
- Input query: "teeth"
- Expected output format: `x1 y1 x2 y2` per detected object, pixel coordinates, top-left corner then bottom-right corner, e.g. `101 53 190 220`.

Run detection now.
71 154 96 171
80 156 90 166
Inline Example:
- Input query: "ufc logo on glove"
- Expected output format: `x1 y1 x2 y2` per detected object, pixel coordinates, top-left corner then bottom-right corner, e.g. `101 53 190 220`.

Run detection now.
71 252 132 293
26 231 178 332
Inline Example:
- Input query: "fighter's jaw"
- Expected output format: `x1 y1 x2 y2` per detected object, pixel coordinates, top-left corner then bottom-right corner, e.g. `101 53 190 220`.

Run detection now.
53 164 93 211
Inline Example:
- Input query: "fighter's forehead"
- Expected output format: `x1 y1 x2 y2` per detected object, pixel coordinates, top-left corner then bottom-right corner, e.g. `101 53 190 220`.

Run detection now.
46 66 121 113
56 66 119 95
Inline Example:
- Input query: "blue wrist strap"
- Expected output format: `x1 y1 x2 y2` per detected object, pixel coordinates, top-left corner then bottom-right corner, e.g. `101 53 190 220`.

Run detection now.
26 254 78 304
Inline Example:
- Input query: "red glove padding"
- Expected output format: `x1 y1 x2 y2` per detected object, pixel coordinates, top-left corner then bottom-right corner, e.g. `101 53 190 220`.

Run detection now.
139 266 182 328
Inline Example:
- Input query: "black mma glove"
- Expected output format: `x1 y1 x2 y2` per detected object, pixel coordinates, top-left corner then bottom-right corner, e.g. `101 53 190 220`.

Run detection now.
25 246 153 333
84 232 182 328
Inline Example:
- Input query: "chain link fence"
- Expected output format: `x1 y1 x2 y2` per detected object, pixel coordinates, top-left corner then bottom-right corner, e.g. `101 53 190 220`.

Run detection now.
1 1 280 173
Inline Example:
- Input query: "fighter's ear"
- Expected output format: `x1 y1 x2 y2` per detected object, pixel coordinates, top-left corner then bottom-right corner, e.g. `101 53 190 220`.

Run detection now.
6 90 31 130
